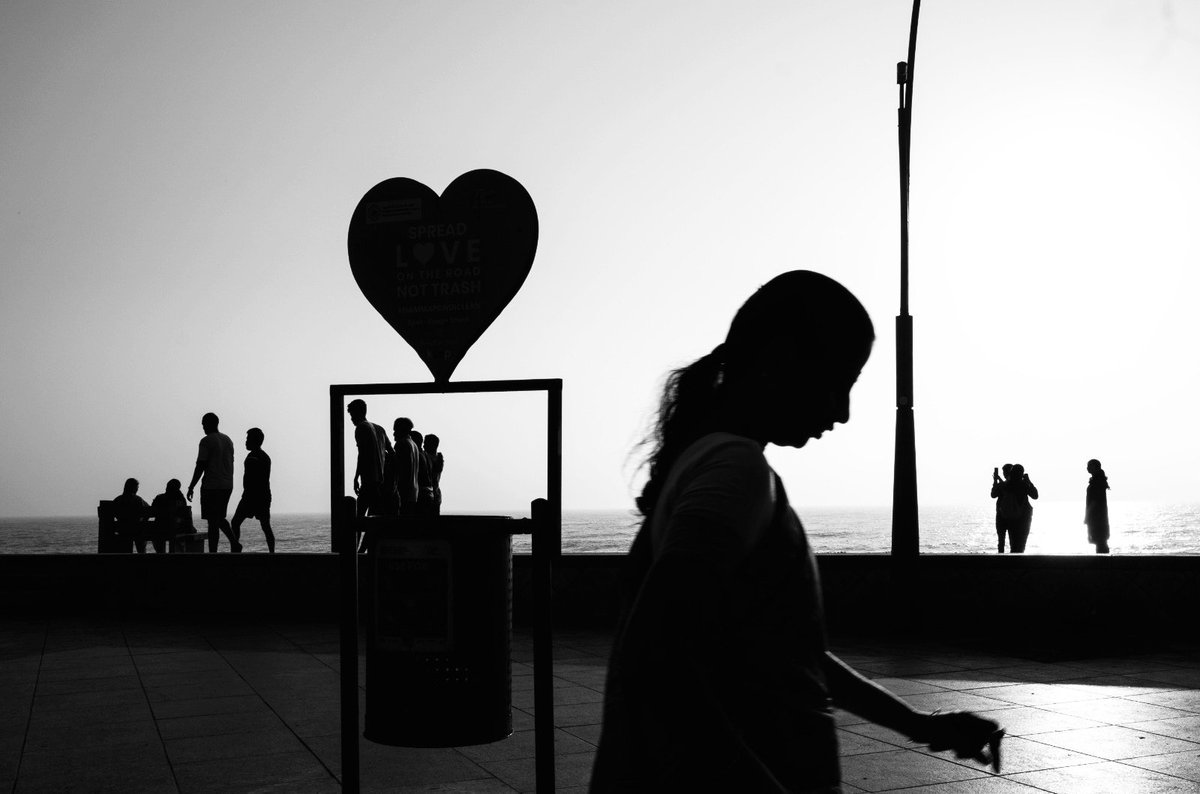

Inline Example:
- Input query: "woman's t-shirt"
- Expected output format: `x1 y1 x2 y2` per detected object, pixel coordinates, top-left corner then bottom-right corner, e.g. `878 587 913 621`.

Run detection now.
592 432 838 792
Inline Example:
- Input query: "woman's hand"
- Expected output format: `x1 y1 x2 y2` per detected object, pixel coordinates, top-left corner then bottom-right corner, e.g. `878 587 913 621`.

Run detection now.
912 710 1004 771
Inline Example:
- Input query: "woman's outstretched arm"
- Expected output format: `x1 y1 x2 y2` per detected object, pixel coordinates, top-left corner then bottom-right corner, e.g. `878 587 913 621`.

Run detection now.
822 651 1003 771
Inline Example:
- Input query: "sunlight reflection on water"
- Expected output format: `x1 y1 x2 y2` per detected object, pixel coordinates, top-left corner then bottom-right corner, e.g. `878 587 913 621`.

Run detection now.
1 501 1196 554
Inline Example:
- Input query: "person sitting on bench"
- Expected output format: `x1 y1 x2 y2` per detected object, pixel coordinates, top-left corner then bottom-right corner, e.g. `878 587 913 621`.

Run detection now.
150 479 194 553
113 478 150 553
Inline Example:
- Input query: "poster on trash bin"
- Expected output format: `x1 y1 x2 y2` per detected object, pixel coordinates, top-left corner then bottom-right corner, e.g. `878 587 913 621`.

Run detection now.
375 539 453 653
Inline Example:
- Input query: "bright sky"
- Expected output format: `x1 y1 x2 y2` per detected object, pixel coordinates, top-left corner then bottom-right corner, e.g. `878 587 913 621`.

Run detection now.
2 1 1198 519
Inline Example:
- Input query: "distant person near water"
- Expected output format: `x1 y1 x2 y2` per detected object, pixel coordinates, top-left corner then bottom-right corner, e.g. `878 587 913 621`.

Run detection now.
393 417 420 514
990 464 1014 553
1085 458 1111 554
412 429 436 515
425 433 443 515
187 412 240 553
151 478 195 553
590 271 1002 792
112 477 150 553
231 427 274 553
994 463 1038 553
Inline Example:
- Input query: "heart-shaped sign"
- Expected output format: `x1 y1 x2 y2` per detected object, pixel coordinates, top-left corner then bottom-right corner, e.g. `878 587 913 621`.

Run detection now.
347 170 538 382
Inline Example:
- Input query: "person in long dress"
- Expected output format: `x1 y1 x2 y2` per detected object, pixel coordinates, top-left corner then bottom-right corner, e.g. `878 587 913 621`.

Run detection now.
1085 458 1110 554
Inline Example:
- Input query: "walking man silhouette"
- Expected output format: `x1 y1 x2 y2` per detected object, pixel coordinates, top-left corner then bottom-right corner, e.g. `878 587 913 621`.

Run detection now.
348 399 391 551
187 412 240 552
231 427 274 552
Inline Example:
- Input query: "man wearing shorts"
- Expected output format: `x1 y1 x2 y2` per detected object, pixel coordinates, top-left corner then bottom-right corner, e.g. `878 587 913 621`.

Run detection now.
187 412 240 552
232 427 274 552
348 399 391 552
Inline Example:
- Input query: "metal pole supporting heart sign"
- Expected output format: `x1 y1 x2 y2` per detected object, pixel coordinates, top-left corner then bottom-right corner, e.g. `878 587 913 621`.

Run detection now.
347 170 538 383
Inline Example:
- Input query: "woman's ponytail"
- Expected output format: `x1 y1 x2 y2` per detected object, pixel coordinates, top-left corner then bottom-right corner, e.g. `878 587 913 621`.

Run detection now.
636 345 726 516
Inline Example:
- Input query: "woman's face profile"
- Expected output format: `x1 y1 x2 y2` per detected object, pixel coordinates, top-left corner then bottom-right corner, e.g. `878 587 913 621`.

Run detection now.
758 341 869 449
723 274 874 450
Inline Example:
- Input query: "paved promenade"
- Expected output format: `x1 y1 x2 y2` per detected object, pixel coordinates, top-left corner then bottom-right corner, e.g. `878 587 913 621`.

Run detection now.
3 616 1200 792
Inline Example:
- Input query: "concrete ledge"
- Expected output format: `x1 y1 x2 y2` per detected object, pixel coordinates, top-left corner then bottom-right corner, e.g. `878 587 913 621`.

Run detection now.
0 553 343 620
821 554 1200 644
3 554 1199 643
517 554 1200 641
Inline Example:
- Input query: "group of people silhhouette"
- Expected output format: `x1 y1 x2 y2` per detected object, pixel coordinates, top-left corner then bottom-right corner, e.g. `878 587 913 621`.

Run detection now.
111 477 191 554
346 399 444 551
990 463 1038 553
112 412 274 553
990 459 1111 554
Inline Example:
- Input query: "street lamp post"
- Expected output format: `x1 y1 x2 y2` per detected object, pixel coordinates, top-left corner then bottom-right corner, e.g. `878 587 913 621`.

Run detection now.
892 0 922 558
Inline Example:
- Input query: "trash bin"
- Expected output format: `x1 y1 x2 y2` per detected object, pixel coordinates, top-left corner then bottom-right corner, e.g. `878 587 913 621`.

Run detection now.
363 515 515 747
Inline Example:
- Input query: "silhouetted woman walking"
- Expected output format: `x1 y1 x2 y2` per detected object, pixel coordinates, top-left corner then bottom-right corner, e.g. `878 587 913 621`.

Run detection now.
1085 459 1110 554
590 271 1002 793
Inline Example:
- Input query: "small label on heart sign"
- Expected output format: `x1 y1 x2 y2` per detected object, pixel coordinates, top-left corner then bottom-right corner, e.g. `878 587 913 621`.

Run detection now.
347 170 538 383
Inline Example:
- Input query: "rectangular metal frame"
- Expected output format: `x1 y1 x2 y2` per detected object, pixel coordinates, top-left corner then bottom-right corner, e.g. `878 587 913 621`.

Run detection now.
330 378 562 793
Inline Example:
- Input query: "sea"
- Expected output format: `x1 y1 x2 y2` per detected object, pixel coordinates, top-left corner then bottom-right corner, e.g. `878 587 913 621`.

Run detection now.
2 501 1199 555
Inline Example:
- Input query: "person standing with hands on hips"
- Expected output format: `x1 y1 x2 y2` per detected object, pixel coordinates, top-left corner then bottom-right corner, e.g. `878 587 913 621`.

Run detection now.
590 271 1002 793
